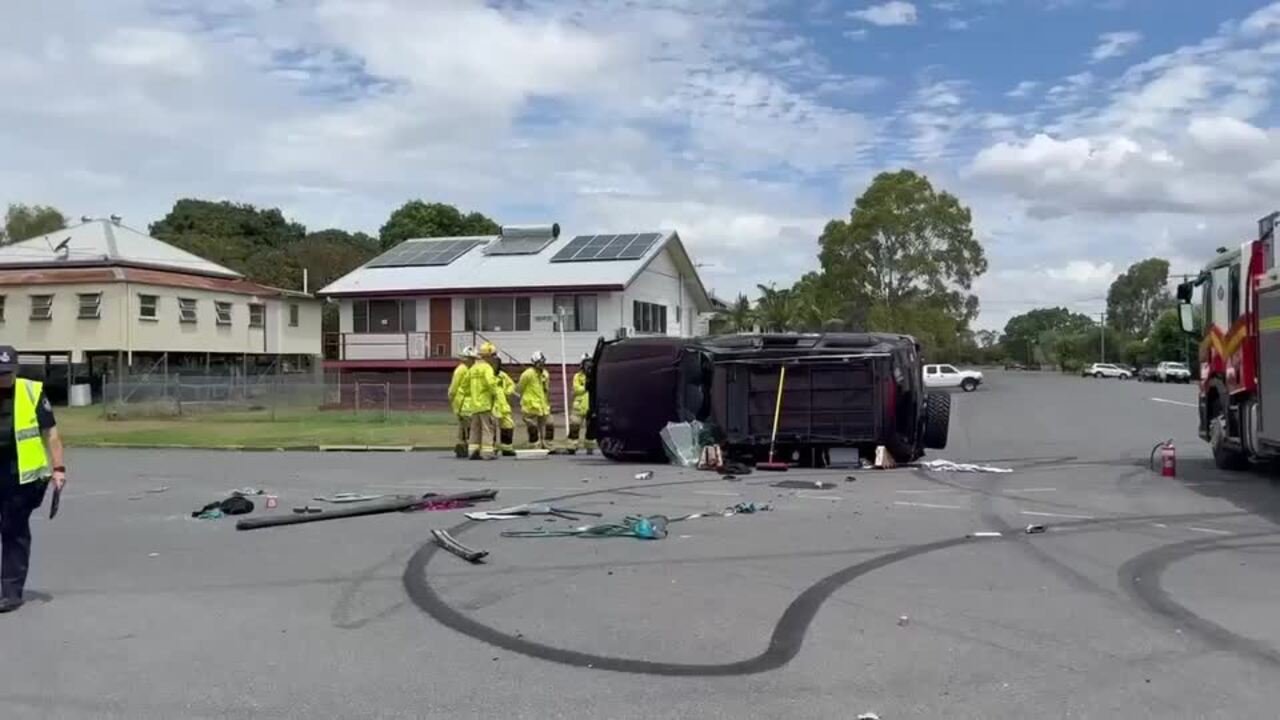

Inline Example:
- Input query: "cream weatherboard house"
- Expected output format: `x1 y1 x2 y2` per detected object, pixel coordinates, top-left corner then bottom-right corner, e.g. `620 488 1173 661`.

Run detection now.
0 217 321 399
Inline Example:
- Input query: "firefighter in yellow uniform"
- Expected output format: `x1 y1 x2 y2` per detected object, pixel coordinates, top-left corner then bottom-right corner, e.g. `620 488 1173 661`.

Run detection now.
568 354 594 455
448 346 477 458
517 351 552 449
492 357 517 457
465 342 501 460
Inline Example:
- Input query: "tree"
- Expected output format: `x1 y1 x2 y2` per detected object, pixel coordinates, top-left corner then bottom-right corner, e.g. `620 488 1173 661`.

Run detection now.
149 199 306 276
975 329 1001 348
716 293 756 333
3 203 66 243
378 201 500 250
1002 307 1094 365
1107 258 1172 338
818 170 987 329
754 284 795 332
246 229 380 292
790 272 853 332
1147 308 1196 367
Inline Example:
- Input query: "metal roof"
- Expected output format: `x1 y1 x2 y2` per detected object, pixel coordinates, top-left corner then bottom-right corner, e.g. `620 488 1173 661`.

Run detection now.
0 219 241 278
318 229 713 310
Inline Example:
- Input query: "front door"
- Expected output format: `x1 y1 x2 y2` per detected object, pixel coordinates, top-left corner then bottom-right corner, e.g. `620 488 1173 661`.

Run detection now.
429 298 452 358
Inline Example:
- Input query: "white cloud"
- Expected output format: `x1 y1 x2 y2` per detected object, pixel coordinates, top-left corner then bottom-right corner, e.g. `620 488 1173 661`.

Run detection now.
1006 81 1040 98
849 1 918 27
946 17 970 31
1090 31 1142 63
91 27 205 77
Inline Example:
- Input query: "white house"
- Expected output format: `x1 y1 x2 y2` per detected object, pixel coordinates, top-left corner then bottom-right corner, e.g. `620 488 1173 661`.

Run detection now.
0 217 322 395
318 224 713 367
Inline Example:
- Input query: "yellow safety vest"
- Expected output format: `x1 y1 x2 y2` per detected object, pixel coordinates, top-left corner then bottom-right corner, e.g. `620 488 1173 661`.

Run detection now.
572 371 589 417
14 378 50 484
465 361 498 414
517 367 550 417
448 363 471 417
494 371 515 425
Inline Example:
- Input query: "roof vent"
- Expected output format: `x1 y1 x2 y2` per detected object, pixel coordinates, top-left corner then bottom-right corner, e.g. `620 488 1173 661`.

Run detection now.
80 215 92 223
53 237 71 260
109 214 122 225
500 223 559 240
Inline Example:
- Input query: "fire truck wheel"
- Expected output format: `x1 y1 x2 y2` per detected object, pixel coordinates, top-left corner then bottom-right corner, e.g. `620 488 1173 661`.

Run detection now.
1209 393 1249 471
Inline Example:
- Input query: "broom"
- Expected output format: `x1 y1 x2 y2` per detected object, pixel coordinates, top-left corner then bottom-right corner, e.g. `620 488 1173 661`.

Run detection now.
757 365 789 471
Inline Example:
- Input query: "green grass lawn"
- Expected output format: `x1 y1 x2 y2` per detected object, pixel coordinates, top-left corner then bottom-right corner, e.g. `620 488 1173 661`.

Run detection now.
57 406 461 448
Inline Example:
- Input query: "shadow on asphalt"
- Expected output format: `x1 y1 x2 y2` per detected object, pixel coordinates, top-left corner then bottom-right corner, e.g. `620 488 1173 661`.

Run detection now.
1175 456 1280 526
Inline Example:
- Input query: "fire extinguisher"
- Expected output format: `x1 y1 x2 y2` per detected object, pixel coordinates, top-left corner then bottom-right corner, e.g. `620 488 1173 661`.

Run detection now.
1151 439 1176 477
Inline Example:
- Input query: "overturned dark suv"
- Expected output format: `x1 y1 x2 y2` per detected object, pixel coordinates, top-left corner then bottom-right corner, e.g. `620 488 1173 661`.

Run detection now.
587 333 950 464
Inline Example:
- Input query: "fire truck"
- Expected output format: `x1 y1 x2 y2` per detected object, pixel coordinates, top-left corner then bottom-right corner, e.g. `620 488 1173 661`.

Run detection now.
1176 211 1280 469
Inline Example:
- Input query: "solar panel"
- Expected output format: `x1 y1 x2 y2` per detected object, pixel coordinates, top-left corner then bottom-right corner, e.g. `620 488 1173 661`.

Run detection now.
550 232 666 263
367 238 482 267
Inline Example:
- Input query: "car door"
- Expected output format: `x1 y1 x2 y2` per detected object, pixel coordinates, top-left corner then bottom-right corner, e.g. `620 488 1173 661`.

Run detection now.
924 364 939 387
939 365 962 387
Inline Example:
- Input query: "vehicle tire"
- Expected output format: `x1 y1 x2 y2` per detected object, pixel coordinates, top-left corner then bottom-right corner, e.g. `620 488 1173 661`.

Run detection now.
923 391 950 449
960 378 978 392
1094 372 1104 378
1209 391 1249 471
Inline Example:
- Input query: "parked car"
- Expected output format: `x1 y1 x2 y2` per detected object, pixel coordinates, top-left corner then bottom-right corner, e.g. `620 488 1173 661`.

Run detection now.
588 333 951 465
1137 365 1160 382
1004 362 1025 371
1156 361 1192 383
1083 362 1131 379
924 364 983 392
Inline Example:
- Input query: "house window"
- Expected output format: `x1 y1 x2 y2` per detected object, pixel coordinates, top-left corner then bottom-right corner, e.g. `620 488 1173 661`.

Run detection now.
78 293 102 319
178 298 198 323
352 299 415 333
289 303 300 327
552 294 598 332
633 300 667 334
249 303 265 328
464 297 531 332
29 294 53 321
138 294 158 320
216 301 233 325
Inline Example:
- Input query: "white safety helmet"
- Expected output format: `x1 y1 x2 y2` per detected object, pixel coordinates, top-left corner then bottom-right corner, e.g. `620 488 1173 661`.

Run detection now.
461 346 478 359
530 351 546 364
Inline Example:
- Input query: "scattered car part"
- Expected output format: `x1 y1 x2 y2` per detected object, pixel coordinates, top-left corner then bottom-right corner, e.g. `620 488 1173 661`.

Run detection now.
1025 524 1046 534
431 529 488 563
237 490 497 531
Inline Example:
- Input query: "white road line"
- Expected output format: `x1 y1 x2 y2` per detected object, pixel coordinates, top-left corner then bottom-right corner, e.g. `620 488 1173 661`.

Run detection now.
894 501 965 510
1021 510 1095 520
1188 526 1233 535
895 489 961 494
1151 523 1169 528
1011 488 1057 493
1151 397 1197 408
693 490 741 497
797 493 843 501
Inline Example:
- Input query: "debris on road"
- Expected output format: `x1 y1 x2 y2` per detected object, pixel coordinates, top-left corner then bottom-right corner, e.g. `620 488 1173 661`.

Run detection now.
501 514 670 540
514 449 550 460
771 479 836 490
192 495 255 519
465 503 602 521
236 490 498 531
874 446 897 469
431 529 489 563
897 615 910 627
229 487 265 497
845 475 857 482
857 713 882 720
968 531 1003 538
1025 524 1047 534
660 421 704 467
145 486 169 494
314 493 384 504
634 471 654 481
917 459 1012 473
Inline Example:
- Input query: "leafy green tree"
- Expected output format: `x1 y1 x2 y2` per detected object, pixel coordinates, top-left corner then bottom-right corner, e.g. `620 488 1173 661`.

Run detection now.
3 203 67 243
1107 258 1172 337
790 272 853 332
378 201 500 250
817 170 987 329
716 293 756 333
1002 307 1094 365
1147 308 1196 367
149 199 306 275
247 229 380 292
754 284 795 332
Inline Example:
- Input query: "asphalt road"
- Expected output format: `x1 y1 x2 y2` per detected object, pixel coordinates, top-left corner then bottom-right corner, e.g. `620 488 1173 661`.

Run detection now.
4 370 1280 719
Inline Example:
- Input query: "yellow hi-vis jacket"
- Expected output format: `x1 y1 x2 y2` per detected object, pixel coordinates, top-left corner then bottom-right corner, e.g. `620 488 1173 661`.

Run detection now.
465 361 500 414
517 367 550 417
448 362 471 417
494 371 515 429
15 378 50 484
572 371 589 418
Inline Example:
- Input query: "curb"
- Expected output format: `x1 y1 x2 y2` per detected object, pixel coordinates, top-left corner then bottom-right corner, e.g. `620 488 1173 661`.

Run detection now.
71 443 452 453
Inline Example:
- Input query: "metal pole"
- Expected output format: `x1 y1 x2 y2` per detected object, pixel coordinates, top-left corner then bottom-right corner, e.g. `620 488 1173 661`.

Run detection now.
1100 311 1106 363
558 306 570 436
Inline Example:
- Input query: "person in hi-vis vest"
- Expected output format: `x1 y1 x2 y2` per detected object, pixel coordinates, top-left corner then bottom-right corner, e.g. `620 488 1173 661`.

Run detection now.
0 345 66 613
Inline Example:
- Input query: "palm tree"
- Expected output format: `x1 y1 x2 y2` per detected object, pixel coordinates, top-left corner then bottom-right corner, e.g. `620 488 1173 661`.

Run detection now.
754 284 795 332
717 293 756 333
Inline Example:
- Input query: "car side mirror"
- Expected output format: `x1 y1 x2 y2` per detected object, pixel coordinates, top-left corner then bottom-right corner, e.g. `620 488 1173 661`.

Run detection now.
1176 281 1194 303
1178 303 1196 335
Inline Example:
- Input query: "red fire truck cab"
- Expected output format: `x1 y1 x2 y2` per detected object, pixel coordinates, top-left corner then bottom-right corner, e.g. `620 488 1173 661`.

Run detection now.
1176 211 1280 469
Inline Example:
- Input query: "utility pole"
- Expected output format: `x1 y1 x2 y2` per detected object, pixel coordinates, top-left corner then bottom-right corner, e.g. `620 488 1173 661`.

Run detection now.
1099 311 1106 363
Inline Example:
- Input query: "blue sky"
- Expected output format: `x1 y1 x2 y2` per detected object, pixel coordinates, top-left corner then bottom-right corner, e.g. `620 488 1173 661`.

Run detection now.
3 0 1280 331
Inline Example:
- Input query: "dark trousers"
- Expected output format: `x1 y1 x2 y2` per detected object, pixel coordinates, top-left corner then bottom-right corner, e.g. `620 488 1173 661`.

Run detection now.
0 478 47 600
